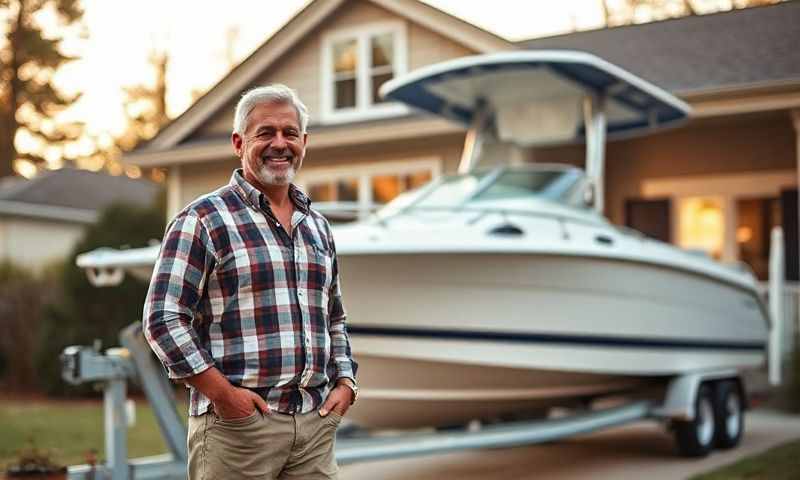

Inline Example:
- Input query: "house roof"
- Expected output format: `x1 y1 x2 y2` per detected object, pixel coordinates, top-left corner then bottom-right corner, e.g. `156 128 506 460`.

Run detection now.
0 168 160 223
143 0 512 152
518 2 800 95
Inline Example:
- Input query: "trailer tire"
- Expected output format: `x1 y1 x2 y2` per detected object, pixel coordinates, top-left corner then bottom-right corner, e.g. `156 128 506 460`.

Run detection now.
712 380 744 449
674 383 716 457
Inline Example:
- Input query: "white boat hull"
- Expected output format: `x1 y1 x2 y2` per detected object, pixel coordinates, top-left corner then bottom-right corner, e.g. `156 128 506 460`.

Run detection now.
340 252 768 428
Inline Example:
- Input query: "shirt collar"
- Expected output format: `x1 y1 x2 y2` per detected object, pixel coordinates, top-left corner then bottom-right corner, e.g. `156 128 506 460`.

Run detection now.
230 169 311 214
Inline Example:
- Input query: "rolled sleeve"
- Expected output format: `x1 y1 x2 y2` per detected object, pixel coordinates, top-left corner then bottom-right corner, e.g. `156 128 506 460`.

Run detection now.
143 212 217 379
327 240 358 382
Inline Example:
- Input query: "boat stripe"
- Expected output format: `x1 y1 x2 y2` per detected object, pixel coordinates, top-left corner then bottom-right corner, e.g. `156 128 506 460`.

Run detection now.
348 326 766 351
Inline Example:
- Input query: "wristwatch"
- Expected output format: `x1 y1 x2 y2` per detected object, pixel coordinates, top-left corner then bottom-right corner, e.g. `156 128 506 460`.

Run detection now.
339 378 359 405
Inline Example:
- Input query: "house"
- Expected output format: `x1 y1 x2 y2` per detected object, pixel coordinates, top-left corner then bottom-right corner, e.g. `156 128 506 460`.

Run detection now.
121 0 800 282
0 168 160 271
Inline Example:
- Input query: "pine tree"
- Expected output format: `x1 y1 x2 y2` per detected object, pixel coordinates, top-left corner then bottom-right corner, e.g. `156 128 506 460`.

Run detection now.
0 0 85 178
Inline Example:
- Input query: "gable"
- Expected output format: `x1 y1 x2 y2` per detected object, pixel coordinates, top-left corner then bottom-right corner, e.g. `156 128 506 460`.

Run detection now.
184 0 490 143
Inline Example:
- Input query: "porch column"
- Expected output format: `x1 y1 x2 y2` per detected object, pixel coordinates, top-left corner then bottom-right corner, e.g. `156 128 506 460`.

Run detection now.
166 165 182 221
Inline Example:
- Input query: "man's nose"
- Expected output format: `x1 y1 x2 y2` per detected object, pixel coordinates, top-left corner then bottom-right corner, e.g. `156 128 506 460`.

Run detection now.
270 133 288 150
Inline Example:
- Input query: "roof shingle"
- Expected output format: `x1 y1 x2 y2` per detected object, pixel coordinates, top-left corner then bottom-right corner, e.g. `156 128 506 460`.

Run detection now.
0 168 160 212
518 2 800 94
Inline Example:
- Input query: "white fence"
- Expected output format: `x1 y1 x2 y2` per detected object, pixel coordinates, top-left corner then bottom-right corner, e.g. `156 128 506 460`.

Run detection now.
758 281 800 357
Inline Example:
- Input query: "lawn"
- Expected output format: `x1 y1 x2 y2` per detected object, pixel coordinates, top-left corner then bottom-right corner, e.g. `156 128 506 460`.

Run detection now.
0 397 187 470
690 438 800 480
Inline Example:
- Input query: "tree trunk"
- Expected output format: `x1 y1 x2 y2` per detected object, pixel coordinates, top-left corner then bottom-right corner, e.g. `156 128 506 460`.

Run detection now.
0 1 24 178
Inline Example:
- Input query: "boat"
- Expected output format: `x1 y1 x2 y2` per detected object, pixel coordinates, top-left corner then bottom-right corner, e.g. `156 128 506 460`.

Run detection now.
329 51 769 429
77 51 770 431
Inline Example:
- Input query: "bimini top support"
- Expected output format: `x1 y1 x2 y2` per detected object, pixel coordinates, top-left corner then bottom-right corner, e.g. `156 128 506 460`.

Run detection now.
380 50 691 213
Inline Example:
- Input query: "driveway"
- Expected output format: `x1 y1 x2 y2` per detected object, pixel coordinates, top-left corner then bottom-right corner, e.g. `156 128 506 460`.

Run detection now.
339 409 800 480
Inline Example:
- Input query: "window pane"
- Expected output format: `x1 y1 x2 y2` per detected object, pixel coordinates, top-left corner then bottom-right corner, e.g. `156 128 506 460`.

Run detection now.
337 179 359 202
371 33 393 68
334 39 357 74
737 197 781 280
309 183 335 202
373 175 402 204
677 197 725 260
405 171 432 190
372 72 393 104
335 79 356 109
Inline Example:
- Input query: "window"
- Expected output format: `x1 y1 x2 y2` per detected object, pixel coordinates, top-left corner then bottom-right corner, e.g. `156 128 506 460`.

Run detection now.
322 22 408 123
640 171 796 280
297 158 440 223
677 197 726 260
736 197 782 280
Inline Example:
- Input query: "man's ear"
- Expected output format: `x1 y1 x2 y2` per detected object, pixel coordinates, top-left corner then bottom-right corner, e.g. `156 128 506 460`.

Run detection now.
231 132 243 157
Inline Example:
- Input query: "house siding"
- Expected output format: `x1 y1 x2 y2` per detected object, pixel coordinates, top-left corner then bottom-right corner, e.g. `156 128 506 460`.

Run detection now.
532 112 797 225
408 20 474 70
1 218 87 272
178 158 241 211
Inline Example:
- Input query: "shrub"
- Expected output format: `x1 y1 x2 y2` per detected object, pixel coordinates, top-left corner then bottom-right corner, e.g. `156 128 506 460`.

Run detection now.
34 195 165 396
0 262 58 392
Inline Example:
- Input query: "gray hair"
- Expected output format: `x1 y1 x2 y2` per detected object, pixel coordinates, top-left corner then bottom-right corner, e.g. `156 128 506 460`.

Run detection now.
233 84 309 135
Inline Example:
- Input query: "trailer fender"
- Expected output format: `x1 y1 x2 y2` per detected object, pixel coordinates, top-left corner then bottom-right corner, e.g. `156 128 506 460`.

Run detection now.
652 370 739 421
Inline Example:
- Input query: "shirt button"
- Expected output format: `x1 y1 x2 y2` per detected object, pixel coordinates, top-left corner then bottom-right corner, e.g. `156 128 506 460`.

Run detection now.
298 290 304 297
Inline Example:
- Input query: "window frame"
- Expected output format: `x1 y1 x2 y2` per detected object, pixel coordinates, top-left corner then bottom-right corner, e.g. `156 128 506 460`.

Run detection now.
296 157 442 220
320 21 409 124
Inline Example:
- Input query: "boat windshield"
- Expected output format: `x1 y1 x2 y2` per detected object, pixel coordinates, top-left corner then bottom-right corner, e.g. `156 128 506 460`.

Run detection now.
373 167 590 220
406 168 587 210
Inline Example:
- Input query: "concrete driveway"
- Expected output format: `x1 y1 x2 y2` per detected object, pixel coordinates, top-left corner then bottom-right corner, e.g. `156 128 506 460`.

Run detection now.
340 409 800 480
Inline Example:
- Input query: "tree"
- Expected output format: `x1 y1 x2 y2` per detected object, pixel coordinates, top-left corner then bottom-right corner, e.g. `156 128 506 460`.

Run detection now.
118 50 170 151
0 0 85 178
601 0 785 27
85 49 170 181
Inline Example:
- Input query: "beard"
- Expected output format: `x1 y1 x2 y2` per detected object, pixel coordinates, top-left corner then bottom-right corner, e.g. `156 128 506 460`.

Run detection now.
255 162 297 186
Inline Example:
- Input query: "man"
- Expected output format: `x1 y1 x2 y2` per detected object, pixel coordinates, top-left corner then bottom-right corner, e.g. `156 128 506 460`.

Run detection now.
143 84 358 479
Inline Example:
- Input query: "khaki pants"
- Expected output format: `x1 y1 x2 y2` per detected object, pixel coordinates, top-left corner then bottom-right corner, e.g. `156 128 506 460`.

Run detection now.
188 409 342 480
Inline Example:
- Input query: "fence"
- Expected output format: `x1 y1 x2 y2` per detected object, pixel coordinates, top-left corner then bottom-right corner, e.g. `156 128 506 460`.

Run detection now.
758 281 800 358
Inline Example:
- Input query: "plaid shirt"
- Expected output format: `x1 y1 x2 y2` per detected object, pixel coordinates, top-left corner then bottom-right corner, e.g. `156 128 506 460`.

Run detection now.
143 169 357 416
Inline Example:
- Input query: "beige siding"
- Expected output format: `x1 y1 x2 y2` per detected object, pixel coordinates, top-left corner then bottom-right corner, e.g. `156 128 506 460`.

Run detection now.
408 20 474 70
0 218 87 272
191 0 476 142
173 158 241 217
302 133 465 173
533 112 797 225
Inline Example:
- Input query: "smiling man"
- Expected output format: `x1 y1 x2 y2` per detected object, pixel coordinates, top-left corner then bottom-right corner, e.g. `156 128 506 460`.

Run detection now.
143 84 358 480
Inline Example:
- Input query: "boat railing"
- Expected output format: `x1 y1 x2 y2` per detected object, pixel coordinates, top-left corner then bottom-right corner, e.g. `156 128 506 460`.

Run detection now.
375 205 606 230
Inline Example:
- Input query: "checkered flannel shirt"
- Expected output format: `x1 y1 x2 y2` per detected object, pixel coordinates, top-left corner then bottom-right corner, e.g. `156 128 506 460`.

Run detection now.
143 169 357 416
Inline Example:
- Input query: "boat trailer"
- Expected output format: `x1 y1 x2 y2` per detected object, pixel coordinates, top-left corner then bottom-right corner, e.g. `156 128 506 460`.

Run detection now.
58 325 671 480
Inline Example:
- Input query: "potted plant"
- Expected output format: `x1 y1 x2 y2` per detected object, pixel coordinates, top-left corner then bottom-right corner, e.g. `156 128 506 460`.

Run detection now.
4 442 67 480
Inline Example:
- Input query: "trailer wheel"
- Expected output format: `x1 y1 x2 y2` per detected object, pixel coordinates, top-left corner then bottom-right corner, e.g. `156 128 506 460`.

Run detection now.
674 383 716 457
712 380 744 449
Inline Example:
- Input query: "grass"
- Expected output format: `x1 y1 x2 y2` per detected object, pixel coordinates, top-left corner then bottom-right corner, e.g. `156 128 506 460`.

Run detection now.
0 397 187 470
690 438 800 480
